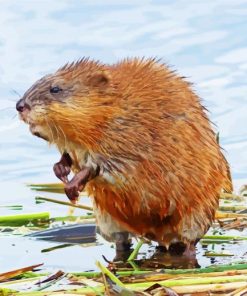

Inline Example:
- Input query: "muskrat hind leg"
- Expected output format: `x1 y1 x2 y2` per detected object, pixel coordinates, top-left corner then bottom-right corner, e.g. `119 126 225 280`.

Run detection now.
65 165 100 202
155 245 168 253
53 152 72 183
168 242 187 255
168 241 198 257
113 232 133 262
169 242 199 268
93 206 133 260
156 241 196 256
113 232 132 251
149 243 199 269
99 230 132 262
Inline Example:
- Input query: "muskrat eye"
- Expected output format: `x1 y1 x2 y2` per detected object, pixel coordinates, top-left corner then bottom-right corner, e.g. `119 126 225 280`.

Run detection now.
50 86 63 94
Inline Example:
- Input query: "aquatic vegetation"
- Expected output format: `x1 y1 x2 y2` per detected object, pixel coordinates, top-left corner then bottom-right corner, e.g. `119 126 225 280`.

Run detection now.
0 182 247 295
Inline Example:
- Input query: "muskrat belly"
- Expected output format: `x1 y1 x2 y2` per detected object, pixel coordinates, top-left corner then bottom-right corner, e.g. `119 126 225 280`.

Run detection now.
92 199 131 241
86 180 216 245
92 202 207 246
90 192 207 245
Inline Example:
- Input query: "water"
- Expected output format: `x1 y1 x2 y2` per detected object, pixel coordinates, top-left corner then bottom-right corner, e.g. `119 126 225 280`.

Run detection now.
0 0 246 273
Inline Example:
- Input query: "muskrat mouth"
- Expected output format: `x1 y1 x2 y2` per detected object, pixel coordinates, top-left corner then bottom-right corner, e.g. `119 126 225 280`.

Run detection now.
30 124 49 141
18 112 28 123
33 131 48 141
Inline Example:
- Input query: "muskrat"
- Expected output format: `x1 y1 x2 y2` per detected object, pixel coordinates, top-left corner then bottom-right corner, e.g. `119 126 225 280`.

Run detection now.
16 57 232 254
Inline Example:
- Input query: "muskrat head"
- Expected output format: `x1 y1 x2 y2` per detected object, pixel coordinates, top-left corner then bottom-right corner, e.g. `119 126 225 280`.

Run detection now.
16 58 114 146
16 74 64 141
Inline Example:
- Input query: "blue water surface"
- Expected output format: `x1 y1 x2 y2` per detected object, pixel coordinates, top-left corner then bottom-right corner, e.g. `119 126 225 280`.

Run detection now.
0 0 246 273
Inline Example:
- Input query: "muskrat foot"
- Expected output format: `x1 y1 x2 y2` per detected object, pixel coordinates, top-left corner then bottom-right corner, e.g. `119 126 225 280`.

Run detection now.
155 245 168 253
53 152 72 183
168 242 187 255
64 165 100 203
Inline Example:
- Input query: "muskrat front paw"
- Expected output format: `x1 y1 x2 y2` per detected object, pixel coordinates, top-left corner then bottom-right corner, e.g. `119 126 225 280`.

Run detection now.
64 166 92 203
64 181 80 203
53 152 72 183
53 162 70 183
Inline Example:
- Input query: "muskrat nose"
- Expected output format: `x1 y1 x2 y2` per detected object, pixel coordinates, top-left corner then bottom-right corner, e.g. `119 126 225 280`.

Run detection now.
16 99 29 112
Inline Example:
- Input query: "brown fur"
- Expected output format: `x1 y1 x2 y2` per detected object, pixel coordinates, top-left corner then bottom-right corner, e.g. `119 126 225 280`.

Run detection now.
19 58 232 246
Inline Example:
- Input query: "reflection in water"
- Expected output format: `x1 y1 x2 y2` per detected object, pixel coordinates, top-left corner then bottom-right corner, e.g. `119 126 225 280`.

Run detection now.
114 247 200 270
142 249 200 270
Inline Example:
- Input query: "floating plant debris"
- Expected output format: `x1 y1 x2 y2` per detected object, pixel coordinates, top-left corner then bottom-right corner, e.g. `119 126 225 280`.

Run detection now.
0 182 247 294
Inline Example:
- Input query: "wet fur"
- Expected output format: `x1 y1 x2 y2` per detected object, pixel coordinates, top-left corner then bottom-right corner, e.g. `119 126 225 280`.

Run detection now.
20 58 232 247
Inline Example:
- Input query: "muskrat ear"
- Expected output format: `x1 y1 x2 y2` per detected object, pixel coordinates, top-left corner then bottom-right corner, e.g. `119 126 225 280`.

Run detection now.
88 71 110 89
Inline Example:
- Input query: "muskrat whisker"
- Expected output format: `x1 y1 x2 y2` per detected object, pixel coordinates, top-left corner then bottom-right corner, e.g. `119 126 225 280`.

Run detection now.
7 98 19 102
46 119 55 143
56 122 68 149
0 106 15 112
50 118 66 149
10 89 22 98
50 119 60 142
